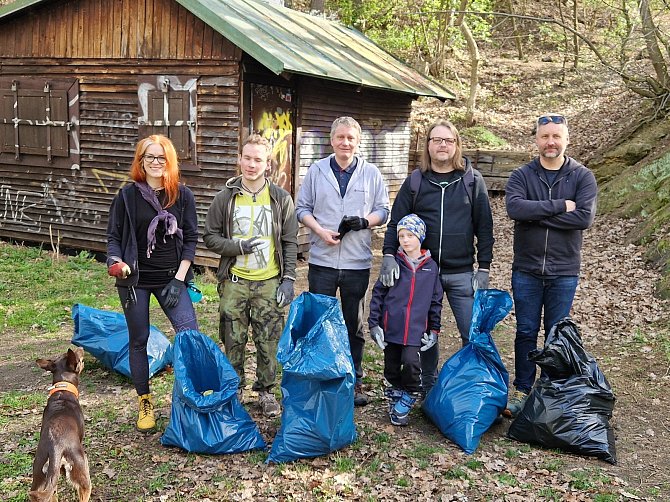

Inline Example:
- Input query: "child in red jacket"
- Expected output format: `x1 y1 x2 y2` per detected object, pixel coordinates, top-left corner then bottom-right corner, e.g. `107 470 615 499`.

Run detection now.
368 214 443 426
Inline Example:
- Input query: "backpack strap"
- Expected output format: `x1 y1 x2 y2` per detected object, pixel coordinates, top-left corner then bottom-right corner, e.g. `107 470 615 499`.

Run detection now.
463 163 474 206
410 160 475 210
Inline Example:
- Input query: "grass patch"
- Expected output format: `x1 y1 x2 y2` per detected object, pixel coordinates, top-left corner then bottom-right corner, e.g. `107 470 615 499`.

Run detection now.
537 486 562 500
0 245 118 332
0 390 44 412
445 466 469 480
333 455 356 472
497 472 518 486
542 457 565 472
461 126 509 149
464 459 483 470
569 468 611 490
396 477 410 487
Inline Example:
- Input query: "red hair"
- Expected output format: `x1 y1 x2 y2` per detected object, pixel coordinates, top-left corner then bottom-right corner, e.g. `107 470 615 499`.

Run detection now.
129 135 180 208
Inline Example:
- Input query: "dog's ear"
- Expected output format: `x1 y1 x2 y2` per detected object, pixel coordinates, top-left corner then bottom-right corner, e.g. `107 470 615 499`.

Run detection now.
66 348 85 374
36 358 55 372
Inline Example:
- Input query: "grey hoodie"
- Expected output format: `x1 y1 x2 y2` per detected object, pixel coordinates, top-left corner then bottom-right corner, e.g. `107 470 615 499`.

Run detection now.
296 154 390 270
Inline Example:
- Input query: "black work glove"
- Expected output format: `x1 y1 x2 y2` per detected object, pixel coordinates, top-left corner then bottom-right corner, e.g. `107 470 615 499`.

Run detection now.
161 278 184 309
239 236 261 255
343 215 369 231
336 217 352 240
276 279 295 307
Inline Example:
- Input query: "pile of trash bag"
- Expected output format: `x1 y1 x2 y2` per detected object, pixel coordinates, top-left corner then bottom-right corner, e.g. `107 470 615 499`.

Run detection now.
507 317 617 464
267 292 357 463
71 303 171 379
161 330 266 454
422 289 513 453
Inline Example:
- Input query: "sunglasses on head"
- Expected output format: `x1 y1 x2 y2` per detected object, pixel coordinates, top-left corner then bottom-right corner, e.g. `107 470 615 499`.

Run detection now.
537 115 567 126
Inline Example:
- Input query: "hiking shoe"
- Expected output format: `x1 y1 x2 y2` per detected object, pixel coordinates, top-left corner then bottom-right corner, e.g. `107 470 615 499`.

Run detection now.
384 387 403 413
258 391 281 417
502 389 529 418
136 393 156 432
354 383 369 407
390 392 417 426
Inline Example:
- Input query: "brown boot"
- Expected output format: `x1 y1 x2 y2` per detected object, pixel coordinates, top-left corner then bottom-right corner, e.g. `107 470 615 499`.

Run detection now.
354 383 368 407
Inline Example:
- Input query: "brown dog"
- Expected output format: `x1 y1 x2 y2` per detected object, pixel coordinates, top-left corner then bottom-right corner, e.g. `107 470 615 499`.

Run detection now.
29 347 91 502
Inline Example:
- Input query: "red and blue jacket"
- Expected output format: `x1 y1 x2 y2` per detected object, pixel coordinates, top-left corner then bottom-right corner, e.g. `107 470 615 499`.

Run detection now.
368 249 443 346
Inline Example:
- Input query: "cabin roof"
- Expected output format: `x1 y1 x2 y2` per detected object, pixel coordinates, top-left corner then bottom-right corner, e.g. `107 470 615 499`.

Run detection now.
0 0 455 100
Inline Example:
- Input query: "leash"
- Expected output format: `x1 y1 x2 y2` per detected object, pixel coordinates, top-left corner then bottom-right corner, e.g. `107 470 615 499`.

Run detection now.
48 381 79 399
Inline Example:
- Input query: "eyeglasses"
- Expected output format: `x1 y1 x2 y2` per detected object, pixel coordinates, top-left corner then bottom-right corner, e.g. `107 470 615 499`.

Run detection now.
143 154 167 165
537 115 567 126
429 137 457 145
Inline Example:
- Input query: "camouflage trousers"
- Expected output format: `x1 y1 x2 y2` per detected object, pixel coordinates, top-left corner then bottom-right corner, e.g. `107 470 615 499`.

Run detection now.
218 275 283 391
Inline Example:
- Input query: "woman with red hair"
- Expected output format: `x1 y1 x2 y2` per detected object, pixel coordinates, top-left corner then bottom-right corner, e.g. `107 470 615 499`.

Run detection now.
106 135 199 431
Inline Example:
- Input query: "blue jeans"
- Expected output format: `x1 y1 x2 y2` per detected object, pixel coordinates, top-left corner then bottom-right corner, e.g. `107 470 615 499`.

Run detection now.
308 264 370 383
511 271 578 393
421 271 474 393
119 285 198 395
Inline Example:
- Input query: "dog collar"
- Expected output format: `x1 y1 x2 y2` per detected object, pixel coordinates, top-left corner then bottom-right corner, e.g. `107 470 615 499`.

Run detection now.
48 381 79 399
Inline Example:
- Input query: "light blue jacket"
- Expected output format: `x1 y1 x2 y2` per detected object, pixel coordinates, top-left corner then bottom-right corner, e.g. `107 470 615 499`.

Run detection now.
296 154 390 270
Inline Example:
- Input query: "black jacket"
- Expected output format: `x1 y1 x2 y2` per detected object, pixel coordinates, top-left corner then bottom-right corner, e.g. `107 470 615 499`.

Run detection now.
106 183 198 287
383 159 494 274
505 157 597 276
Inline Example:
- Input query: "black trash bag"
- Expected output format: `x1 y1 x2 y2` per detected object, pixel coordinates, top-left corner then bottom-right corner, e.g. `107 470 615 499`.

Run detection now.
507 317 617 464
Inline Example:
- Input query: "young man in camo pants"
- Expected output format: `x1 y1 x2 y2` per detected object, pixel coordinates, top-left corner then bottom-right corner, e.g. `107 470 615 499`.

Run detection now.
203 134 298 417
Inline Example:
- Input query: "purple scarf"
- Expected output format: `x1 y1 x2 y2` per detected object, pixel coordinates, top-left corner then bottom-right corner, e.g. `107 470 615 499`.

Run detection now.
135 181 183 258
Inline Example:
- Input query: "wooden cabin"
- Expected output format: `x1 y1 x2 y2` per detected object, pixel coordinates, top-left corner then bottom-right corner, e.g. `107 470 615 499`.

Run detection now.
0 0 453 265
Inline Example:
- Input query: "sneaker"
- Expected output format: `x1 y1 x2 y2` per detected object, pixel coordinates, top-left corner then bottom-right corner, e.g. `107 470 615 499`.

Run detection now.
384 387 403 413
389 392 417 426
258 391 281 417
136 393 156 432
502 389 529 418
354 383 369 407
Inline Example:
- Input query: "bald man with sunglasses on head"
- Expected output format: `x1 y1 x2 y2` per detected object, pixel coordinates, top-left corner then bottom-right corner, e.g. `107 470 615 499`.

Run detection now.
504 113 597 418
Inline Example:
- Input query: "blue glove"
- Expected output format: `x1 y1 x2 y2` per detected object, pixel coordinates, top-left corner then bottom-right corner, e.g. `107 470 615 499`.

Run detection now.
380 255 400 287
420 331 438 352
472 269 490 291
161 278 184 308
276 279 295 307
370 326 387 350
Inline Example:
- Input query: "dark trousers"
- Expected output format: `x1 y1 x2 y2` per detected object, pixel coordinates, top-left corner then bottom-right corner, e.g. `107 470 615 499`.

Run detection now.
384 343 422 394
119 286 198 395
511 271 578 393
421 271 475 393
307 264 370 383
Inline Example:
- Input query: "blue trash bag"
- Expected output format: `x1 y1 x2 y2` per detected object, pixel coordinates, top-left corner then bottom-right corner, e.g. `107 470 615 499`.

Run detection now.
422 289 513 454
267 292 357 464
71 303 172 379
507 318 617 464
160 330 266 454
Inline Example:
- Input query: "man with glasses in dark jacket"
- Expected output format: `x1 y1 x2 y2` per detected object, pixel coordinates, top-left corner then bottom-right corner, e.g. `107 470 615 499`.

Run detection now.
380 119 494 396
504 113 597 417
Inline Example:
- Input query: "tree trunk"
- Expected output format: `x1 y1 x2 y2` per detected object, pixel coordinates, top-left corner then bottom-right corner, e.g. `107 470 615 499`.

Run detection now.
460 20 480 126
310 0 324 13
455 0 479 126
506 0 524 60
572 0 579 69
637 0 670 89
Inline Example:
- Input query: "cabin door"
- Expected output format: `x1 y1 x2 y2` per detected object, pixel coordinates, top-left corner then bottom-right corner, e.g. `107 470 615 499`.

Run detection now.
250 84 295 194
